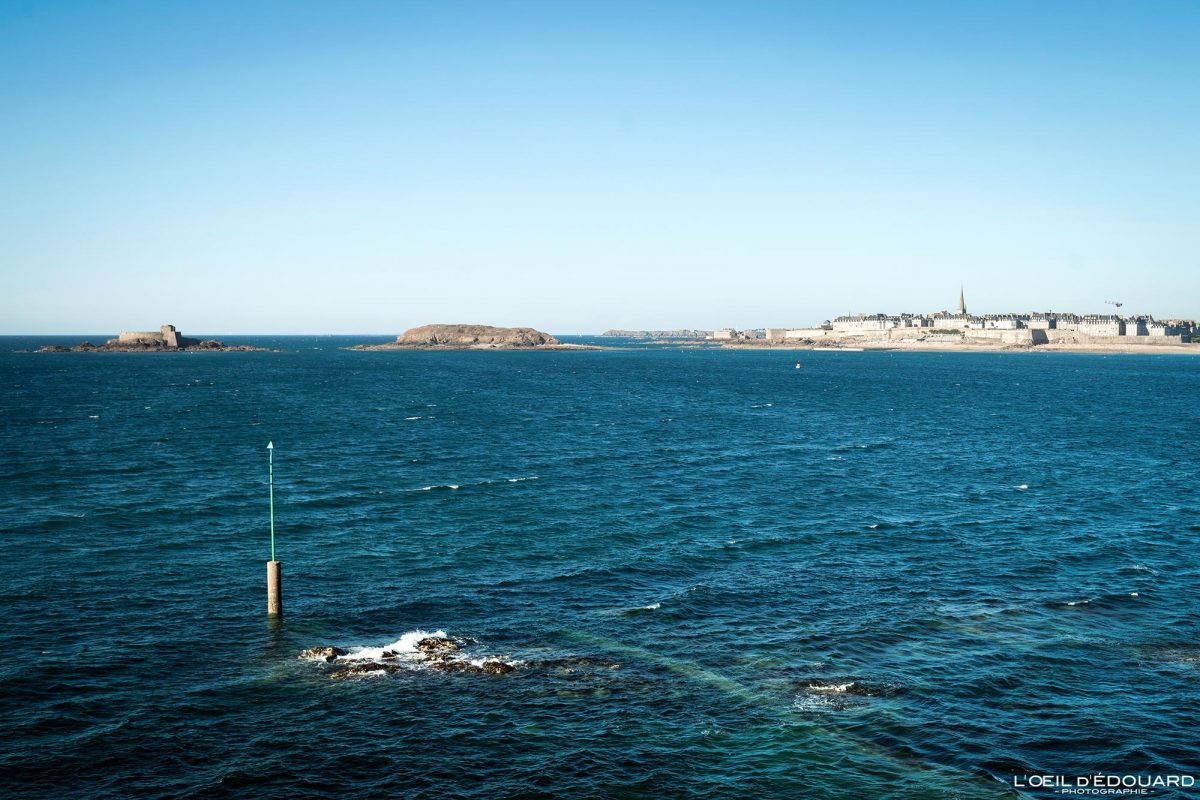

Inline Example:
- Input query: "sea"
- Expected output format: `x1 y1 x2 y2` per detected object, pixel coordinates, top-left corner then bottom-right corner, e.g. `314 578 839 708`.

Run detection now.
1 336 1198 799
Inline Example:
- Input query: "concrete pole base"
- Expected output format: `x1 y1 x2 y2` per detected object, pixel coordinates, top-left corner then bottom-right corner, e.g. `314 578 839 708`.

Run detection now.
267 560 283 617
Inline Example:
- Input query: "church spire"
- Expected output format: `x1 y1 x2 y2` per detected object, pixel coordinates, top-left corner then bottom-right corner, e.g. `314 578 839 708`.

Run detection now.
956 284 966 316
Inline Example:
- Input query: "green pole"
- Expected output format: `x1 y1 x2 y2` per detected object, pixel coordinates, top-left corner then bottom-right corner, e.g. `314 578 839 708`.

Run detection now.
267 441 275 561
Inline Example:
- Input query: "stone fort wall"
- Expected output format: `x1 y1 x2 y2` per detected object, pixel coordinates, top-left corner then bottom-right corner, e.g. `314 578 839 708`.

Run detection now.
117 325 181 347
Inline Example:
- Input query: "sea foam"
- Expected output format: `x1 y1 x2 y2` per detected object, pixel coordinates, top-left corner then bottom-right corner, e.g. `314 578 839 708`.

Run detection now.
341 629 448 661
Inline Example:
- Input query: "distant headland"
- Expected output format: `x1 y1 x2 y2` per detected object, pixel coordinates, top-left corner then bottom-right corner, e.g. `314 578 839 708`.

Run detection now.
352 324 599 351
601 329 712 339
35 324 269 353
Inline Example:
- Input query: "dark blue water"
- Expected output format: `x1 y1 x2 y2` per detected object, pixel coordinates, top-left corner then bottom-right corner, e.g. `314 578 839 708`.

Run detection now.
2 337 1198 798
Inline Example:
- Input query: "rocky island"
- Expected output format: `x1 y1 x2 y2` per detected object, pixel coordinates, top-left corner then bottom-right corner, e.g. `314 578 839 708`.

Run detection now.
352 324 597 350
36 324 269 353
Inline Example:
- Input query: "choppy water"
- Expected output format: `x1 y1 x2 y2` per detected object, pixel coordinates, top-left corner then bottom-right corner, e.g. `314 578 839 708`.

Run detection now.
2 337 1198 798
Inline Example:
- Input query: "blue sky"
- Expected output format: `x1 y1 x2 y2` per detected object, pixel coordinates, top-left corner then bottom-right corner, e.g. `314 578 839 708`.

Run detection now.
1 0 1197 333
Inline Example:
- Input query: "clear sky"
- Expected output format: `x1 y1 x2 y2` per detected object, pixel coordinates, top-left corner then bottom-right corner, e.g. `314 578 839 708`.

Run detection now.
1 0 1197 333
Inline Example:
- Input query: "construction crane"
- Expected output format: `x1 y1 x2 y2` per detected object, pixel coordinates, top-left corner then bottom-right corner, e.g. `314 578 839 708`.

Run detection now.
1106 300 1124 309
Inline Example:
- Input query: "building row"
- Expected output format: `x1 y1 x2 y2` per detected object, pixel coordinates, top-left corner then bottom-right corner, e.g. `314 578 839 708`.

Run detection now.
710 289 1195 343
820 312 1195 337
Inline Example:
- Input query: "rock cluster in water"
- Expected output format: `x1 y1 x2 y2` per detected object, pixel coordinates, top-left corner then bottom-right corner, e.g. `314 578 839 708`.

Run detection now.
353 324 565 350
301 636 516 678
301 635 621 679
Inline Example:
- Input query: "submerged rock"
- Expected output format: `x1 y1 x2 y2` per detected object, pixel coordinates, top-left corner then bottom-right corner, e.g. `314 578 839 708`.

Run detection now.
422 657 516 675
528 656 622 673
480 660 515 675
794 679 902 710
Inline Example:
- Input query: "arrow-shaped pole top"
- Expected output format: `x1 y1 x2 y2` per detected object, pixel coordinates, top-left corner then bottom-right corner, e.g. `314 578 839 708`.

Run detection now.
267 441 273 450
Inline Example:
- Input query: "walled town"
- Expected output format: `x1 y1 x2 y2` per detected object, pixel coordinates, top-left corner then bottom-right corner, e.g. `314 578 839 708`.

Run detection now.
709 289 1197 349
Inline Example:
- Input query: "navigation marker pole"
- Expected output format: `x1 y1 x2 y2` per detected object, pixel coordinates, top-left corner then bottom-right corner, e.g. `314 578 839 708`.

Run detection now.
266 441 282 617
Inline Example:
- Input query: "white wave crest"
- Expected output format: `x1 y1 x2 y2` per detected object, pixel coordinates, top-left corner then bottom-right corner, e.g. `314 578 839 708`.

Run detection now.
341 629 448 661
807 682 853 693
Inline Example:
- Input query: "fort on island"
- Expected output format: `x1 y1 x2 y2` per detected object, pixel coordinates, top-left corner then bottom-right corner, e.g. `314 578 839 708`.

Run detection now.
712 288 1197 348
117 325 184 348
35 324 268 352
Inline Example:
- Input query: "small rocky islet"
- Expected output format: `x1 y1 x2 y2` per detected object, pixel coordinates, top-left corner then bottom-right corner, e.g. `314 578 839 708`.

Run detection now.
352 323 598 350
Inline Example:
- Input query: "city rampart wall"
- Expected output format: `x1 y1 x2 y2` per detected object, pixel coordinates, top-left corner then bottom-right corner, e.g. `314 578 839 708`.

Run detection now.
784 328 837 339
1044 330 1183 346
